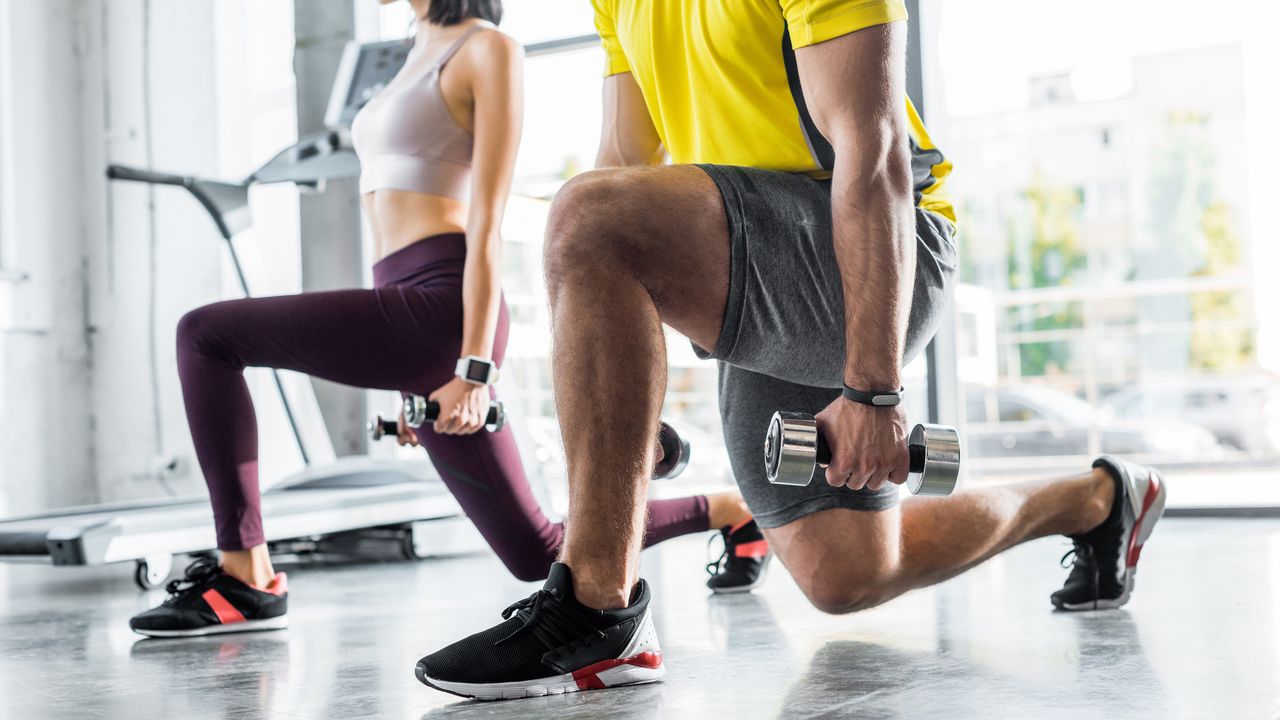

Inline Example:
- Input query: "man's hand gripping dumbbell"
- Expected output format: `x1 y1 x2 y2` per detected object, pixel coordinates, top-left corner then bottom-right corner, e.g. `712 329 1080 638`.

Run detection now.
764 395 961 497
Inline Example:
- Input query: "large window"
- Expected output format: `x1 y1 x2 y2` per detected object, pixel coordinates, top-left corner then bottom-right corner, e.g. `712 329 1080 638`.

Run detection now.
925 0 1280 506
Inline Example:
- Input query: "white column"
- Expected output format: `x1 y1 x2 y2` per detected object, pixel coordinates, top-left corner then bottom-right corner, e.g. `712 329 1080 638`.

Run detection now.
0 0 97 514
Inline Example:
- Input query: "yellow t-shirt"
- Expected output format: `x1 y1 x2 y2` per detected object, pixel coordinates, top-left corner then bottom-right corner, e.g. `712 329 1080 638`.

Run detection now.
592 0 955 225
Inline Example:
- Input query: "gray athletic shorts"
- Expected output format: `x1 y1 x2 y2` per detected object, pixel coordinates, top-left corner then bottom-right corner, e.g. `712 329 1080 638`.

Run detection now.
695 164 958 528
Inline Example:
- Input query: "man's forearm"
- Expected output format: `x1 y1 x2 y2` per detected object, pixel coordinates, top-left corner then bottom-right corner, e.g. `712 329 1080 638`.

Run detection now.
831 148 916 390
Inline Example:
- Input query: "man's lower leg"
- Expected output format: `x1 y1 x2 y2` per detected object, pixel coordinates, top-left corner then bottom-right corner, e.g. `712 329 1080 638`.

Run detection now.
896 466 1115 591
548 257 666 610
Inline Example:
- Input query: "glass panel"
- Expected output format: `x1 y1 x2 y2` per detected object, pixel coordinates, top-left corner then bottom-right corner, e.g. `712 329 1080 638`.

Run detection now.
930 0 1280 506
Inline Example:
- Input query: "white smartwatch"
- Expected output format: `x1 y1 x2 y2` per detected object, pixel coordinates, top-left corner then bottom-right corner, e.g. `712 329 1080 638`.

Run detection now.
455 355 499 385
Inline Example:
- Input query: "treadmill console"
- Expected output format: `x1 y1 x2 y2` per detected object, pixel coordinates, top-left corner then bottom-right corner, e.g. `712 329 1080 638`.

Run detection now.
324 39 412 130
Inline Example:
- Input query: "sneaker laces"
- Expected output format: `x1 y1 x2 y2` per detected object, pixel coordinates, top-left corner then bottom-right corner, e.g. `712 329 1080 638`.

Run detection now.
705 529 730 577
163 555 222 600
1059 543 1099 600
495 589 606 652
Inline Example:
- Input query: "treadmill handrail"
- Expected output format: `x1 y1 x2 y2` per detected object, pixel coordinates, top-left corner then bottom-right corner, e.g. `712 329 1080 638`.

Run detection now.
106 164 193 187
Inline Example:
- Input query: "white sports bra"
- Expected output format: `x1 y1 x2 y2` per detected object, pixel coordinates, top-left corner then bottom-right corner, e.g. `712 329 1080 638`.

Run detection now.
351 24 489 199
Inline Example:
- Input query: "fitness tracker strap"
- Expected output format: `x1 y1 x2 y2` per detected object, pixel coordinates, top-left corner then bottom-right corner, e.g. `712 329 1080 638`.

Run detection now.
842 384 904 407
456 355 499 385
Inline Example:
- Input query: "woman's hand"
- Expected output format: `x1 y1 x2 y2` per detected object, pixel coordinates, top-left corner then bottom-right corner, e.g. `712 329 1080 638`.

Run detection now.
427 376 490 435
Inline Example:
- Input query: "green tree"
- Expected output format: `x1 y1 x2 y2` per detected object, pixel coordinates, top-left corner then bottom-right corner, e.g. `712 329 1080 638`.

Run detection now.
1189 200 1253 369
1006 170 1086 377
1144 111 1253 370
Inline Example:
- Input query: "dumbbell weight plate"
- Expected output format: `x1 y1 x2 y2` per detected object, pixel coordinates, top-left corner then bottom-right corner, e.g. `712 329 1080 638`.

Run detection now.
654 421 691 480
906 424 961 496
764 411 823 486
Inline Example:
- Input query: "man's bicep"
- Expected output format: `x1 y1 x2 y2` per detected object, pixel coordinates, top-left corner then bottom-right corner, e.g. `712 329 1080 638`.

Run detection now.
597 73 663 168
792 23 906 161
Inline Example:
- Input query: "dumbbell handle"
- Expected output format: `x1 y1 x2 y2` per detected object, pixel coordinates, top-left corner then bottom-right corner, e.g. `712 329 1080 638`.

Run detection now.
403 396 505 431
369 416 400 441
812 432 929 475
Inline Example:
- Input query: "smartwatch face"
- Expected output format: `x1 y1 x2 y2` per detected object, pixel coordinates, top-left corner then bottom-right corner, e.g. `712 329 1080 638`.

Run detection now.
464 361 491 383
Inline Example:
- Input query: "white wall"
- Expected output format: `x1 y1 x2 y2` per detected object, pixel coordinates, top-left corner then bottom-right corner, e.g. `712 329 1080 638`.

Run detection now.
0 0 97 514
93 0 225 504
0 0 306 515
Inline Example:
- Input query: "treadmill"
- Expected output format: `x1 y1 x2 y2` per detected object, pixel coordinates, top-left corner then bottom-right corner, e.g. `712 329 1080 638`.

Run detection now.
0 39 483 589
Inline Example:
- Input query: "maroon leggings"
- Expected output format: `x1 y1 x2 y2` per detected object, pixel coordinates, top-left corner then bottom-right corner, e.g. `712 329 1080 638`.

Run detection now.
177 233 709 581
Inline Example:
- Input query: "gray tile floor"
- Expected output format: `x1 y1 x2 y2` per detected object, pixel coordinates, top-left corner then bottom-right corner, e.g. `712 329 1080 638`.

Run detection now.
1 518 1278 719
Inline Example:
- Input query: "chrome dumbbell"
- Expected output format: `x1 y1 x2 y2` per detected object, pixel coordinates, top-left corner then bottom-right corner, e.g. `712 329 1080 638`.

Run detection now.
653 421 691 480
763 411 960 496
403 396 506 432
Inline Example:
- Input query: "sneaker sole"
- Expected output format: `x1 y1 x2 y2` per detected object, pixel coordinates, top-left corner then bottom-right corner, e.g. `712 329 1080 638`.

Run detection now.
132 615 289 638
709 553 772 595
1055 468 1168 612
416 653 665 701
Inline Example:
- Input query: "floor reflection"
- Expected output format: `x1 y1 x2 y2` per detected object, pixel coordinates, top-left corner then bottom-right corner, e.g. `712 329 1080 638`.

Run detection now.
0 519 1273 719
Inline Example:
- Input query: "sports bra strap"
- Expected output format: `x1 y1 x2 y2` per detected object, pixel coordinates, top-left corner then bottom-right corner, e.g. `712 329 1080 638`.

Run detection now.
434 23 492 69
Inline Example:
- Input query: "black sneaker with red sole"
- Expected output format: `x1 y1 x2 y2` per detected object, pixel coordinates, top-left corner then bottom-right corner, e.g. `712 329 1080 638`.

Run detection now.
129 556 289 638
415 562 664 701
706 519 771 594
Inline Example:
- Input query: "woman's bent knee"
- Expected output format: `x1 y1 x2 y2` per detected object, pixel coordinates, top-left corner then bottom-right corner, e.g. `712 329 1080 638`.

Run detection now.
176 302 245 367
176 304 220 346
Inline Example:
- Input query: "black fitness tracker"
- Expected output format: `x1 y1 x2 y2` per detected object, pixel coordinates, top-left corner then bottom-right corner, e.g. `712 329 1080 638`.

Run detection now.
842 384 904 407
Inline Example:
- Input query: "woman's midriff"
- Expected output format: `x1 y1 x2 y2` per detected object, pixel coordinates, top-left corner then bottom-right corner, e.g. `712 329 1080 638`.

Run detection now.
363 189 468 260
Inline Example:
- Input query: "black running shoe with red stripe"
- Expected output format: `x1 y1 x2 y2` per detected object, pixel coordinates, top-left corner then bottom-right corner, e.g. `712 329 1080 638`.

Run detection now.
129 556 289 638
1051 456 1168 611
706 519 771 594
415 562 664 701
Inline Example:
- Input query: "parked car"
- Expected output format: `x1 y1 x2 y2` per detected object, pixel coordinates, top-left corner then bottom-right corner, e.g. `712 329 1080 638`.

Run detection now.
964 384 1221 461
1101 375 1280 455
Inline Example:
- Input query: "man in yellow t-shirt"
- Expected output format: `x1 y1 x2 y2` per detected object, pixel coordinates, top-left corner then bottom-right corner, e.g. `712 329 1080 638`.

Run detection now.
414 1 1167 700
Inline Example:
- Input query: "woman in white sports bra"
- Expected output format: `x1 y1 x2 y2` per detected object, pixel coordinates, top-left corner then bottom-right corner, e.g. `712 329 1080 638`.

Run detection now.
128 0 759 639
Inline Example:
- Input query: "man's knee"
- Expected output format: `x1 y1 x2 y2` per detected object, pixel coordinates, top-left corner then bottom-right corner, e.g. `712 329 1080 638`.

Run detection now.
778 534 901 615
797 565 900 615
543 170 642 286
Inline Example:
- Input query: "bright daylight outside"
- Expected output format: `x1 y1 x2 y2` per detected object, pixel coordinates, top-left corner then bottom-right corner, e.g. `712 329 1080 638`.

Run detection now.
929 0 1279 507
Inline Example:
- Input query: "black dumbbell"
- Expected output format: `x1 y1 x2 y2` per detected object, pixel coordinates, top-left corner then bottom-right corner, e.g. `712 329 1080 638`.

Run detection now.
403 396 506 432
763 411 960 496
368 415 400 441
653 421 691 480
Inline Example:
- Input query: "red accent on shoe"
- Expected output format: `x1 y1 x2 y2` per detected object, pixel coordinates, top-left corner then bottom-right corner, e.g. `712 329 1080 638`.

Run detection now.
733 539 770 559
727 517 753 535
202 589 246 625
261 572 288 596
571 651 663 690
1126 471 1162 567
